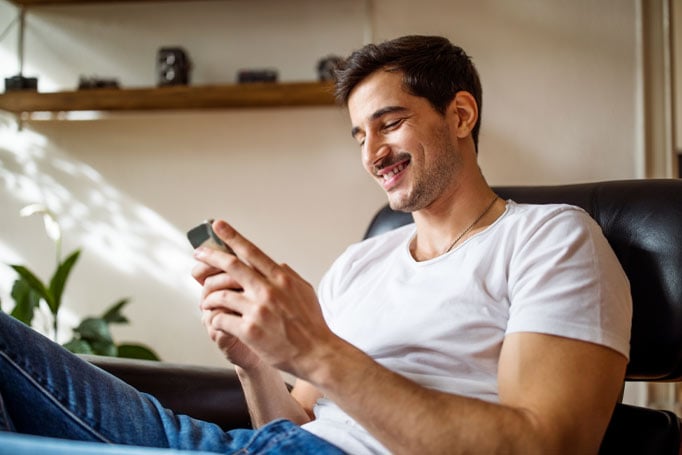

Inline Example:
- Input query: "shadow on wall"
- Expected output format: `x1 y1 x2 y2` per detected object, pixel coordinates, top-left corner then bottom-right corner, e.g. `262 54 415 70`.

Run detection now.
0 113 221 365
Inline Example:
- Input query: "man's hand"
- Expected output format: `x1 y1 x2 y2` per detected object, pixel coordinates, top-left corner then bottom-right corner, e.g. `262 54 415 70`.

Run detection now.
192 253 262 369
192 219 338 378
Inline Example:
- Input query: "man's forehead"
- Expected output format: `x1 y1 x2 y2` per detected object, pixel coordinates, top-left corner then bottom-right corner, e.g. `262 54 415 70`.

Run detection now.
348 71 408 122
348 70 403 103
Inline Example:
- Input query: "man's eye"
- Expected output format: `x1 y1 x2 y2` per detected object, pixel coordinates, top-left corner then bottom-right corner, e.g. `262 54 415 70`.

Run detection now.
383 119 403 131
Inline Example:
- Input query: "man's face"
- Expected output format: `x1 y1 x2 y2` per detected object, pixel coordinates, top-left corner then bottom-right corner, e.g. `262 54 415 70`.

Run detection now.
348 70 463 212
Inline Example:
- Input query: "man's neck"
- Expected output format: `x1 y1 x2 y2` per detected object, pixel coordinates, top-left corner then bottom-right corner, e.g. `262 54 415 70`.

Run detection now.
409 180 502 262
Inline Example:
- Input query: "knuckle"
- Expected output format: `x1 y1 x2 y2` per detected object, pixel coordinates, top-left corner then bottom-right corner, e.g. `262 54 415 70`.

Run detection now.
271 268 287 282
252 302 271 320
270 267 291 287
242 318 263 340
223 254 240 269
259 286 277 302
216 289 231 301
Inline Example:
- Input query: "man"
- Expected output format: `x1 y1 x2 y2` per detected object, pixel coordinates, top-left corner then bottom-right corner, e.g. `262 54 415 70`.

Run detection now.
0 35 631 454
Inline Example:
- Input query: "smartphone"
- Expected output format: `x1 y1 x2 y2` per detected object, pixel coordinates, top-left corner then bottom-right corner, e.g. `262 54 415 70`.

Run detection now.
187 220 235 255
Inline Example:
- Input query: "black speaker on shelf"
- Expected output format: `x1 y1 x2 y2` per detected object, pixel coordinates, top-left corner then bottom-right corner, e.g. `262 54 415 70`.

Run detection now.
157 47 191 86
4 74 38 92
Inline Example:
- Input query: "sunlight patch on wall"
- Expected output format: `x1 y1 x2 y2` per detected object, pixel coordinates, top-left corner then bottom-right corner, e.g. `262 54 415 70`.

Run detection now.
0 113 197 299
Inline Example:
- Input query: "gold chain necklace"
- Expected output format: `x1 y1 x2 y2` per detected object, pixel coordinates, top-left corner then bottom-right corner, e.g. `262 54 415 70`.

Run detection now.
444 194 499 254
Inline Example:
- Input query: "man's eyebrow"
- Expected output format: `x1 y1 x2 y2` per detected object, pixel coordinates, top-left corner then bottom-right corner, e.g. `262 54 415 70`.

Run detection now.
351 106 408 138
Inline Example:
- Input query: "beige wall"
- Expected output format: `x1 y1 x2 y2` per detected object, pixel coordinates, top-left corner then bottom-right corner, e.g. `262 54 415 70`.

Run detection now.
0 0 643 366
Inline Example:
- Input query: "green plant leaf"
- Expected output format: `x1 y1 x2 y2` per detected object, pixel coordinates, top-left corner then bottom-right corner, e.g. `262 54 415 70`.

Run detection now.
10 265 55 310
117 343 160 361
9 278 41 325
101 298 130 324
91 340 118 357
62 338 94 355
73 317 113 343
48 249 81 315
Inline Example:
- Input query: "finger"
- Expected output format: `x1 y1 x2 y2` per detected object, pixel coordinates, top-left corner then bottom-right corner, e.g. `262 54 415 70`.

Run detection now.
201 272 243 298
194 245 260 293
212 220 280 279
209 309 244 338
202 310 233 342
202 308 236 332
191 261 222 285
202 288 249 316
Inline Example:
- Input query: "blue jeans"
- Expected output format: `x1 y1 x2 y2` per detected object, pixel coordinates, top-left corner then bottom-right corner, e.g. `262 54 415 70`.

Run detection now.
0 312 345 454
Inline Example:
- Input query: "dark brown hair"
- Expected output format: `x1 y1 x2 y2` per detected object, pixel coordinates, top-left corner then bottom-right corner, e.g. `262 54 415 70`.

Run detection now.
334 35 483 150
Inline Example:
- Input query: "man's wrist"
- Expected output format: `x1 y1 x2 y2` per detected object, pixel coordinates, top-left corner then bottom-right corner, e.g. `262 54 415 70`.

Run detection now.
234 360 269 380
301 338 372 393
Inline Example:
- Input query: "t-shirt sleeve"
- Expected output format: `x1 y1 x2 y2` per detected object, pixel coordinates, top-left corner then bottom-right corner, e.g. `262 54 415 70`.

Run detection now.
506 207 632 359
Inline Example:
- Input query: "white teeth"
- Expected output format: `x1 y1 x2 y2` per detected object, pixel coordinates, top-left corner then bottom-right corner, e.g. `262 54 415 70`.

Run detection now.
384 163 405 179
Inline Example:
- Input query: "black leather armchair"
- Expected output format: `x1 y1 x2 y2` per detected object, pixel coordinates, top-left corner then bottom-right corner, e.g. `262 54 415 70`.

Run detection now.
92 179 682 454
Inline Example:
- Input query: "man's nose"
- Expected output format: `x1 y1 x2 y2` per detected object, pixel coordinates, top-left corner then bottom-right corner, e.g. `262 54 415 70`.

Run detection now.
363 134 391 170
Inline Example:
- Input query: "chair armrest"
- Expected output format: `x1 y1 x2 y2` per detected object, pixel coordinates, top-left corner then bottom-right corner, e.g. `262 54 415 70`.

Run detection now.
83 355 251 430
599 403 681 454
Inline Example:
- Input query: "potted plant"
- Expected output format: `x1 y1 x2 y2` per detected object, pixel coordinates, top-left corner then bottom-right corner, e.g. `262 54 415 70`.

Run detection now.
2 204 159 361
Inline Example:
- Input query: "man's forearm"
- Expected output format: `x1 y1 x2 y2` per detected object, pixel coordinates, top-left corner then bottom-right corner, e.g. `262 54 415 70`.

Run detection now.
306 345 535 454
303 334 622 455
235 362 311 428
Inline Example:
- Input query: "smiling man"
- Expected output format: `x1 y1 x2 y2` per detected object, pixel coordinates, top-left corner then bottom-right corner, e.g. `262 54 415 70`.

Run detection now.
193 36 632 454
0 36 632 455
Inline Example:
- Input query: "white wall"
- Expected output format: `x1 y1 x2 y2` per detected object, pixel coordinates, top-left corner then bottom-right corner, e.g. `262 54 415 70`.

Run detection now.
0 0 641 366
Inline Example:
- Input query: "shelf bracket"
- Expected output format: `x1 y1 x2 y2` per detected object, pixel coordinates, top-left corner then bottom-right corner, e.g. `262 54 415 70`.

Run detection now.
18 7 26 76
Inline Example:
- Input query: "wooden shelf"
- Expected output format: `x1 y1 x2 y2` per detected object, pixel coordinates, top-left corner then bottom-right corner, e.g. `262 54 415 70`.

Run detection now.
0 82 337 114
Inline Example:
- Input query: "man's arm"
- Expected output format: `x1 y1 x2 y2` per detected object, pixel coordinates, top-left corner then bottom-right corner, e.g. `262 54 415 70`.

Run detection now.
233 363 320 427
195 220 626 454
306 331 625 454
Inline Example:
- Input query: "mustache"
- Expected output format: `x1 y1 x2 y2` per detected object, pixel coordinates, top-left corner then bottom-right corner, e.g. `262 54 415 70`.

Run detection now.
372 152 411 174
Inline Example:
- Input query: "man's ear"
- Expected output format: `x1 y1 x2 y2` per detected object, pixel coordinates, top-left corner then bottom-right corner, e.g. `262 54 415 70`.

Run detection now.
447 91 478 139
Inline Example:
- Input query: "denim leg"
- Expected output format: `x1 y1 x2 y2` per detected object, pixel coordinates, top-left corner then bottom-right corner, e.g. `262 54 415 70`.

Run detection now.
229 420 348 454
0 421 347 455
0 432 220 455
0 390 16 432
0 312 231 450
0 313 347 454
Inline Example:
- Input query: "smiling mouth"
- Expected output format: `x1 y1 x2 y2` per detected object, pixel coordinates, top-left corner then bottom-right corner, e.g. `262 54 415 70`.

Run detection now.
381 162 407 180
375 158 410 188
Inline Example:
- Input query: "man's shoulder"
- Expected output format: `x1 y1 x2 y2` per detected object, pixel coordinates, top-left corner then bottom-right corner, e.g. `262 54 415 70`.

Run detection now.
344 222 416 260
506 200 588 219
503 201 594 233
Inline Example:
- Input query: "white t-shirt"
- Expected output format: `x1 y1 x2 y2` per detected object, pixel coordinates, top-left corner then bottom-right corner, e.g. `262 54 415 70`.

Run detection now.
302 201 632 454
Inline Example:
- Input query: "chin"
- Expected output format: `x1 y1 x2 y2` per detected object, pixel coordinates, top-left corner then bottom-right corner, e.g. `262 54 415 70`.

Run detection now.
387 188 434 213
387 196 419 213
388 203 412 213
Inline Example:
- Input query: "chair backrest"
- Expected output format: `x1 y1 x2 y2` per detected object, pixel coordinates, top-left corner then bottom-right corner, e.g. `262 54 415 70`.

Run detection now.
364 179 682 382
